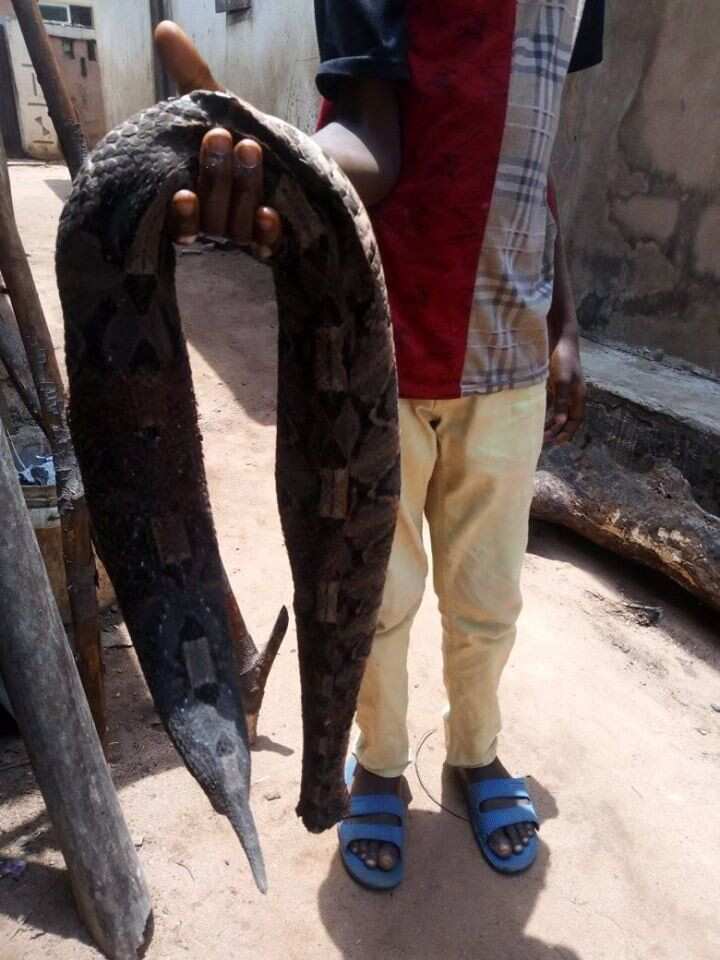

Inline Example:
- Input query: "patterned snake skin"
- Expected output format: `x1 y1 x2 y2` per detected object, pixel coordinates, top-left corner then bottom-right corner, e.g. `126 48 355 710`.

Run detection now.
56 92 400 891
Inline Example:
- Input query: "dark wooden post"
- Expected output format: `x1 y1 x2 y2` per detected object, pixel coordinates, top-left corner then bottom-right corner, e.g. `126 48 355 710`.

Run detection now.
0 129 105 737
0 426 154 959
0 288 43 427
149 0 173 100
10 0 87 179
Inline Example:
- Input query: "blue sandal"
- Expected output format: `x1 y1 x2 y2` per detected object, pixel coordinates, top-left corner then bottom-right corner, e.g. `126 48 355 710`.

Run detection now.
465 777 539 875
338 757 406 890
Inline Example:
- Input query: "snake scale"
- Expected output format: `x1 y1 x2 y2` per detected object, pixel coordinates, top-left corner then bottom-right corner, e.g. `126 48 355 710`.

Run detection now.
56 91 400 891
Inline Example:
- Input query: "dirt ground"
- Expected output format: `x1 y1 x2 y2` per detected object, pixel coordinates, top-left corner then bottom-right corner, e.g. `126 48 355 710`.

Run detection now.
1 163 719 960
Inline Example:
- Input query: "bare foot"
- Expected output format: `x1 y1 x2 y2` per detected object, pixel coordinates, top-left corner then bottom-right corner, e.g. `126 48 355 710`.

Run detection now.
459 758 537 859
346 765 406 872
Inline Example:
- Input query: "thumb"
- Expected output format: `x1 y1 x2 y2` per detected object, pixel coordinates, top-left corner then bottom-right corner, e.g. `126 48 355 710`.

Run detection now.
154 21 222 95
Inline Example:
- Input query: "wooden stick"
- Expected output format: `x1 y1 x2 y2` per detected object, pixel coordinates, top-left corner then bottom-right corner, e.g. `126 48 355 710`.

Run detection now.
0 427 154 960
0 286 44 427
0 129 105 737
9 0 87 178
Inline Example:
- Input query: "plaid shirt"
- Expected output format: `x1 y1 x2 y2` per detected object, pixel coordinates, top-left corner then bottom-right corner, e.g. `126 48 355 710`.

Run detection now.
316 1 604 399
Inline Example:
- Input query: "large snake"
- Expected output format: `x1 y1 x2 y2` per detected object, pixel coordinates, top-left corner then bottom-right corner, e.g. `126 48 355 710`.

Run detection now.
56 92 400 892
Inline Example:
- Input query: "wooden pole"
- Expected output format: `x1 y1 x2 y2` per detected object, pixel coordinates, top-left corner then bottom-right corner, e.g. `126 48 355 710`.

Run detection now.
0 427 153 959
149 0 173 101
0 129 105 737
10 0 87 179
0 287 43 427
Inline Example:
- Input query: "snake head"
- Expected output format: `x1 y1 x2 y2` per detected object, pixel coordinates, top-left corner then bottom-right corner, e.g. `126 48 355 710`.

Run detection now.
167 674 267 894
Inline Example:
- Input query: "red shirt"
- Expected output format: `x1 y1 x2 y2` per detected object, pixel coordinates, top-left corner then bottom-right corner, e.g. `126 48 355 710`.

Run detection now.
316 1 604 398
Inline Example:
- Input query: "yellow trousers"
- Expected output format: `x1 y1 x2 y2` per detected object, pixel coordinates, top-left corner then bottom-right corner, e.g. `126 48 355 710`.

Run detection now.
355 384 546 777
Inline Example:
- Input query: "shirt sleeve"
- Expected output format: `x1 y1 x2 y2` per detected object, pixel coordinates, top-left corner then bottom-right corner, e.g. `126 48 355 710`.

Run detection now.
314 0 410 100
568 0 605 73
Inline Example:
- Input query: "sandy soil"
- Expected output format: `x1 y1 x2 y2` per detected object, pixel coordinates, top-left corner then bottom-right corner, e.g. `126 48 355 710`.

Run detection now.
1 163 719 960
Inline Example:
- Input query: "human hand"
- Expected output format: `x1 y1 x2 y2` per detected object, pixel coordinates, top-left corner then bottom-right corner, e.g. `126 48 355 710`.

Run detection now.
544 336 586 444
154 21 282 256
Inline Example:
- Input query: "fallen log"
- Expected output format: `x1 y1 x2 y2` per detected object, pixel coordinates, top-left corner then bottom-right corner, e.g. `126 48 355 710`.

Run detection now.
0 426 153 959
533 441 720 611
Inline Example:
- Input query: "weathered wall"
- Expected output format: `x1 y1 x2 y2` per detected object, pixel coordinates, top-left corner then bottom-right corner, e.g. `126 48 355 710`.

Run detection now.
553 0 720 375
170 0 319 133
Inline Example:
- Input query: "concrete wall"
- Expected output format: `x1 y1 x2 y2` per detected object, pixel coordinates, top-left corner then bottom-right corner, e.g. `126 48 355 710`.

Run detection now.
170 0 319 133
553 0 720 376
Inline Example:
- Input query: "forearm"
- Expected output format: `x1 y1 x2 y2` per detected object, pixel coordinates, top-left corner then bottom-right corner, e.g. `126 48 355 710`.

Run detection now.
312 79 401 208
547 175 579 352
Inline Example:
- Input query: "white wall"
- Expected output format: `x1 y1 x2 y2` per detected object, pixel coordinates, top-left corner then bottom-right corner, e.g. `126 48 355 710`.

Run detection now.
170 0 320 132
3 0 318 161
3 18 95 161
5 16 57 160
92 0 154 130
2 1 155 159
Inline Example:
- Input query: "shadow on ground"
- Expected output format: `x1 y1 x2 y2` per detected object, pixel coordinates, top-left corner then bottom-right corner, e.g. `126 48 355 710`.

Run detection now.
0 863 95 950
177 249 278 427
0 638 181 844
0 636 177 946
317 773 582 960
528 520 720 671
44 179 71 202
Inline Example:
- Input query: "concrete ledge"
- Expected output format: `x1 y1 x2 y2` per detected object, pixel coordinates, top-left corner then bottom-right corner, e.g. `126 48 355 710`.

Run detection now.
533 339 720 609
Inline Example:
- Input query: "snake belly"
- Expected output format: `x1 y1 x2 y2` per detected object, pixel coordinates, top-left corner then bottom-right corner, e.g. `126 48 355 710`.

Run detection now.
55 91 400 887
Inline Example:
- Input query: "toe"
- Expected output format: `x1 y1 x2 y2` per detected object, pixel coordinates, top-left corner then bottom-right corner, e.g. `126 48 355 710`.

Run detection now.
356 840 368 862
377 843 398 872
365 841 379 869
506 825 524 854
489 829 512 859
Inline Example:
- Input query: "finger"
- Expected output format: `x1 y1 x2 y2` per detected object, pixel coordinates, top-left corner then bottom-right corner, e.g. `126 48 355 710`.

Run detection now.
170 190 199 244
198 128 233 236
555 381 586 443
254 206 283 259
556 419 581 444
154 21 221 95
228 139 263 245
544 384 571 442
544 413 567 443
